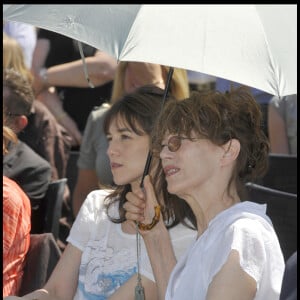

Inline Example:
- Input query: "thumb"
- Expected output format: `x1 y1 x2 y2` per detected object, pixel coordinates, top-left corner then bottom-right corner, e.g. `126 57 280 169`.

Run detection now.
143 174 159 207
138 174 163 230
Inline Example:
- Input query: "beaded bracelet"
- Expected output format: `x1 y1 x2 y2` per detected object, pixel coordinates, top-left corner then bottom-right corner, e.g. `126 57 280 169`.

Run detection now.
138 205 161 231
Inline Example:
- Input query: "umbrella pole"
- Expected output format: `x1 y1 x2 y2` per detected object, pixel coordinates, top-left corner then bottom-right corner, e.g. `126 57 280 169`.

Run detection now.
135 67 174 300
140 67 174 188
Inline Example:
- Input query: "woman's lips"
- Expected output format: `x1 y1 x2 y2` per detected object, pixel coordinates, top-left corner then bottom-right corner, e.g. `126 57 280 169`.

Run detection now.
110 162 122 169
163 165 180 177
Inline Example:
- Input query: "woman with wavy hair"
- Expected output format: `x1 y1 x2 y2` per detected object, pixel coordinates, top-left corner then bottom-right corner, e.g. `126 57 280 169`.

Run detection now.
125 87 285 299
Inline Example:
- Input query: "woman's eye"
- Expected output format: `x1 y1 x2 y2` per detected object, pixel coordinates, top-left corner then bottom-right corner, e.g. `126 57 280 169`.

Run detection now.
120 134 131 140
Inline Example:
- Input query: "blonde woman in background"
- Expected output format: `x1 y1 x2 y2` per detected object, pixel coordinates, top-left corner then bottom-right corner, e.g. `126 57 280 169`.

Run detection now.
72 61 189 216
111 61 189 102
3 32 34 83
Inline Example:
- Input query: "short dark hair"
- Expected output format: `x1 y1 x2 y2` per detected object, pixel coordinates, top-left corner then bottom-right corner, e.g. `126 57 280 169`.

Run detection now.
3 68 34 117
103 84 167 136
152 87 270 200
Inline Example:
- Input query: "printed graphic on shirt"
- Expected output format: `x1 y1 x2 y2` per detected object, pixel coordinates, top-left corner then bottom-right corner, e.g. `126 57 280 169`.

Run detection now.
77 238 137 299
77 267 136 299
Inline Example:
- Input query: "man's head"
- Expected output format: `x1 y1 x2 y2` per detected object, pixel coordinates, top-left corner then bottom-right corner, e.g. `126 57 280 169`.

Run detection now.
3 68 34 133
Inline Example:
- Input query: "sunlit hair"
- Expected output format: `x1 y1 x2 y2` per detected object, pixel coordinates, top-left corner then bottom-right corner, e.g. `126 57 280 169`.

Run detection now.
152 86 270 200
3 125 17 155
3 108 17 155
103 85 196 229
110 61 190 103
3 32 34 85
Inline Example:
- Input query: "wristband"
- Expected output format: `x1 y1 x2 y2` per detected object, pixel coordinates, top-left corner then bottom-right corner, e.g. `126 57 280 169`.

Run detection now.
39 67 48 86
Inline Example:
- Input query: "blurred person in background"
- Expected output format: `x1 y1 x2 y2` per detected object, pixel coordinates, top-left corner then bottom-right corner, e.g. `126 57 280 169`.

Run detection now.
268 94 297 155
3 32 72 181
31 29 118 148
3 68 52 233
3 120 31 297
4 34 73 243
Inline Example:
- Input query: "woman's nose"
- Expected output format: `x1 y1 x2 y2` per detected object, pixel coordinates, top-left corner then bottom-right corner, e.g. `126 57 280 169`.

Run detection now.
107 141 119 157
159 144 172 159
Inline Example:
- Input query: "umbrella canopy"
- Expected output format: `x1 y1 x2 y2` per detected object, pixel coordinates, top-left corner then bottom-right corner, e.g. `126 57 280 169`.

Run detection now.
3 4 297 97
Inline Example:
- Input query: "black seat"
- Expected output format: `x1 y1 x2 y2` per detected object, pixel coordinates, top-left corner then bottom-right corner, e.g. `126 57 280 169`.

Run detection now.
245 182 297 261
41 178 68 240
18 233 61 296
279 251 297 300
254 154 297 194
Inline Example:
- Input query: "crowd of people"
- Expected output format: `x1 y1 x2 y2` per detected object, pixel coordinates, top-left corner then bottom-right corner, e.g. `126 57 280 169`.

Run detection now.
3 21 297 299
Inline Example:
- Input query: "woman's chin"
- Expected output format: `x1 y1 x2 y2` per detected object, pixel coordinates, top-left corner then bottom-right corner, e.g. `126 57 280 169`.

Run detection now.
112 177 127 186
166 183 179 195
167 181 186 198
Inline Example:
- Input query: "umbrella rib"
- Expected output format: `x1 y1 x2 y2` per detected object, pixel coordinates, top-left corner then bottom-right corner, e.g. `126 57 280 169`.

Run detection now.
77 40 95 88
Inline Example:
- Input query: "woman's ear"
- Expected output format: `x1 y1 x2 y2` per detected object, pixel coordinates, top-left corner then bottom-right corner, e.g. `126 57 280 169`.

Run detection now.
12 115 28 133
220 139 240 166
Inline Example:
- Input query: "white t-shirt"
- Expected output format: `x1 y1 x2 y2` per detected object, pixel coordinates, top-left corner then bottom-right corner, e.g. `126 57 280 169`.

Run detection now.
165 201 285 300
67 189 197 299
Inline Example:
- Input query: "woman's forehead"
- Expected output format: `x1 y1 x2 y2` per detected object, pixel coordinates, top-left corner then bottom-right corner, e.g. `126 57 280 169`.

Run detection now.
111 114 129 127
111 113 140 131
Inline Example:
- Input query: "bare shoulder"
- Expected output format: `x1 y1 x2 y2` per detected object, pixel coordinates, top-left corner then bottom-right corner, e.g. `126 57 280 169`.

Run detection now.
206 250 256 300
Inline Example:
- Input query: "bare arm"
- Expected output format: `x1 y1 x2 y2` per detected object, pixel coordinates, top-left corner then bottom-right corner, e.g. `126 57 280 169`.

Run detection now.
72 168 99 217
31 38 50 72
143 223 176 299
124 175 177 300
5 244 82 300
33 50 117 94
46 50 117 87
109 274 157 300
268 104 289 154
206 250 256 300
32 38 82 146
